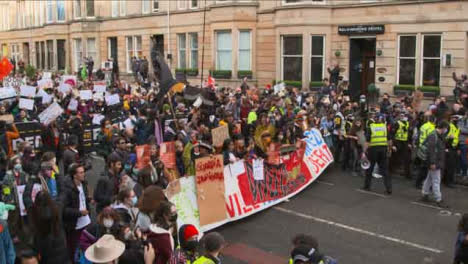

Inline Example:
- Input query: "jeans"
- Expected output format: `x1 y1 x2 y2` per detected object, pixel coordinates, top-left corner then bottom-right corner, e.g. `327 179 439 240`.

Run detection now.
460 143 467 175
422 169 442 202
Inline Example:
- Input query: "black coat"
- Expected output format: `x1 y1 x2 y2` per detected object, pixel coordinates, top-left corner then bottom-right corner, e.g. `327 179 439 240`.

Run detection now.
60 178 90 232
34 231 70 264
93 171 118 214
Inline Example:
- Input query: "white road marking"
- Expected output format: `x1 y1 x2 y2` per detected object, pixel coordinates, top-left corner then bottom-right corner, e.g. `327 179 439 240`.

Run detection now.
316 180 335 186
274 207 443 254
355 189 388 198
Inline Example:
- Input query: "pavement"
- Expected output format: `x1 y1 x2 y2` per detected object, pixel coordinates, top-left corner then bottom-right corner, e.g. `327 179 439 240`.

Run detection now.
88 156 467 264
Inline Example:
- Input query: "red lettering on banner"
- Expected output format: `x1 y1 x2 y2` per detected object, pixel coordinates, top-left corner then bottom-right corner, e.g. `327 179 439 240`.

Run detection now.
234 194 242 215
312 149 328 166
226 195 236 217
322 144 333 161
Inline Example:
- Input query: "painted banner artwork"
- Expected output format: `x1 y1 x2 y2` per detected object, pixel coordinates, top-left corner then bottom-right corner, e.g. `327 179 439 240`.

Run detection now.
169 128 333 232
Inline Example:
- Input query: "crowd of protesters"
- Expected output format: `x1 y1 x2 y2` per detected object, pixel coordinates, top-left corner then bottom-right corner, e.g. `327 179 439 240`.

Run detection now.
0 52 467 264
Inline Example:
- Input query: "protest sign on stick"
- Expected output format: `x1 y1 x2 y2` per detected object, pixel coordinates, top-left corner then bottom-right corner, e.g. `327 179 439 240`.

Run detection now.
195 155 227 226
135 144 151 169
160 142 176 169
38 102 63 125
211 125 229 148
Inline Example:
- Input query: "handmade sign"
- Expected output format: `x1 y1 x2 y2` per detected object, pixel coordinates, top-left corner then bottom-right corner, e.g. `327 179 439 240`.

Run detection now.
38 102 63 125
20 85 36 97
37 79 53 89
19 98 34 110
195 155 227 226
160 141 176 169
93 85 106 93
0 87 17 99
211 125 229 148
105 94 120 106
79 90 93 100
135 144 151 169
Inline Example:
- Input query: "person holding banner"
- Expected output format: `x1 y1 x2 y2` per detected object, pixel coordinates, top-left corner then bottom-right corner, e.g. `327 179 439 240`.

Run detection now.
194 232 226 264
170 224 200 264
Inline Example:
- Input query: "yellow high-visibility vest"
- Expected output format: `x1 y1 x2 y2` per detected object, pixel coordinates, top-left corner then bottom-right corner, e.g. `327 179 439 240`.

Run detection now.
193 256 215 264
447 122 460 148
419 122 435 146
369 123 388 147
395 120 409 141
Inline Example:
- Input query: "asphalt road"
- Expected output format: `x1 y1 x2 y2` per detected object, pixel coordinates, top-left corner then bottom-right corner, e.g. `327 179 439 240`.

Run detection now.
88 156 466 264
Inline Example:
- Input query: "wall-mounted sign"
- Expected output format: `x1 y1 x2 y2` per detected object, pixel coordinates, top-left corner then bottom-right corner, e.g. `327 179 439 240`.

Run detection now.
338 25 385 35
378 77 385 82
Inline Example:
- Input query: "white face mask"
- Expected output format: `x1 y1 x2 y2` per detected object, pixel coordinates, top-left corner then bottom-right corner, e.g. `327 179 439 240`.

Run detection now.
103 218 114 228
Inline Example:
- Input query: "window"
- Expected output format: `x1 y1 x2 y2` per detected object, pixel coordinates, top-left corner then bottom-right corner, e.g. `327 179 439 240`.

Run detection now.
191 0 198 8
35 42 40 68
39 1 45 25
178 0 187 9
142 0 151 14
57 39 66 70
86 0 94 17
397 35 416 85
126 36 142 72
57 0 65 21
178 34 187 68
74 0 81 18
112 1 119 17
281 35 302 81
74 38 83 71
153 0 159 11
40 41 45 69
86 38 97 69
11 44 20 66
34 1 40 26
216 31 232 71
310 35 325 82
47 40 54 70
190 33 198 69
238 30 251 71
421 35 441 87
46 0 54 22
120 0 126 16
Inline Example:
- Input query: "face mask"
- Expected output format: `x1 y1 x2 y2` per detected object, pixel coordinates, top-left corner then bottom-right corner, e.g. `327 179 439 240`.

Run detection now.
402 117 408 122
185 240 199 251
106 125 111 129
131 196 138 206
169 214 178 222
103 218 114 228
13 164 22 171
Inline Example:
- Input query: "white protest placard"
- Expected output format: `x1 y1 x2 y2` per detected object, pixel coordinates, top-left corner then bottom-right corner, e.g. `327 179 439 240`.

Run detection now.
39 102 64 125
42 92 52 104
105 94 120 106
19 98 34 110
68 99 78 111
92 114 105 125
42 72 52 79
0 87 18 99
253 159 264 181
93 85 106 93
58 83 72 94
193 96 203 108
79 90 93 100
93 92 104 101
16 184 42 216
20 85 36 97
37 79 53 89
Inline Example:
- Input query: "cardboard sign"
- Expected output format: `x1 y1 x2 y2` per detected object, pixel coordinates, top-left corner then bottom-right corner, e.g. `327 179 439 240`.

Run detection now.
195 155 227 226
38 102 63 125
0 114 13 124
135 144 151 169
211 125 229 148
160 141 176 169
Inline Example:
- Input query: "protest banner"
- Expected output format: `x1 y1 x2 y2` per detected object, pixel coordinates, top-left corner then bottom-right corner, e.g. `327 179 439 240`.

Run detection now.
211 125 229 148
160 141 176 169
38 102 64 125
0 87 17 100
12 122 42 151
135 144 151 169
168 128 333 232
16 184 42 216
20 85 36 97
195 155 227 226
19 98 34 110
79 90 93 100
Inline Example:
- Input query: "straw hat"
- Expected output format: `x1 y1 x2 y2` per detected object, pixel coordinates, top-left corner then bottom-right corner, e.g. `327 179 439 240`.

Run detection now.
85 234 125 263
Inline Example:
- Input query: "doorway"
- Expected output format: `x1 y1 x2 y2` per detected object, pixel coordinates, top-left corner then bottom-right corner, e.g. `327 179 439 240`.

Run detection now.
107 37 118 64
349 38 376 100
152 34 164 57
22 43 30 65
57 40 66 70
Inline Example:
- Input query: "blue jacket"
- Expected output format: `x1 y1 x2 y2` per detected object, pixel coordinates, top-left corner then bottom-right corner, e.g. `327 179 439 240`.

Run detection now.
0 220 15 264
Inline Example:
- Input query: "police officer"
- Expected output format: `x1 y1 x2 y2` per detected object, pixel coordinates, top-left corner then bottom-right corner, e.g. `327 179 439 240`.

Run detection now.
391 112 412 178
332 105 346 163
363 114 392 195
415 115 436 188
444 115 461 188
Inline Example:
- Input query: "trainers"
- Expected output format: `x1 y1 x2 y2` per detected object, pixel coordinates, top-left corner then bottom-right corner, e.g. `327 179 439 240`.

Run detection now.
436 200 449 208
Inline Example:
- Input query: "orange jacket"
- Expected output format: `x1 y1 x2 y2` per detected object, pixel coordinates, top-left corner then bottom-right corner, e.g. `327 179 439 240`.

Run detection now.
5 125 20 157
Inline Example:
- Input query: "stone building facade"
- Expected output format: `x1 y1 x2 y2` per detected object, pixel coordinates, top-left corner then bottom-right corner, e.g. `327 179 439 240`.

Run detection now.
0 0 467 96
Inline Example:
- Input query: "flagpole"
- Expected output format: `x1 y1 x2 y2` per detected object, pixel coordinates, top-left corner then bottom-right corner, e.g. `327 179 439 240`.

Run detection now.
200 0 207 88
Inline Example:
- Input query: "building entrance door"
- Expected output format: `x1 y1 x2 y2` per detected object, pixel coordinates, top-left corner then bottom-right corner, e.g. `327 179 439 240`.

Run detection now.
108 37 118 64
349 38 376 100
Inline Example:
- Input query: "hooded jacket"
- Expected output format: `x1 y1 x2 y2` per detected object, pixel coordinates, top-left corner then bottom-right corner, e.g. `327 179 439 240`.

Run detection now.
147 224 174 264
